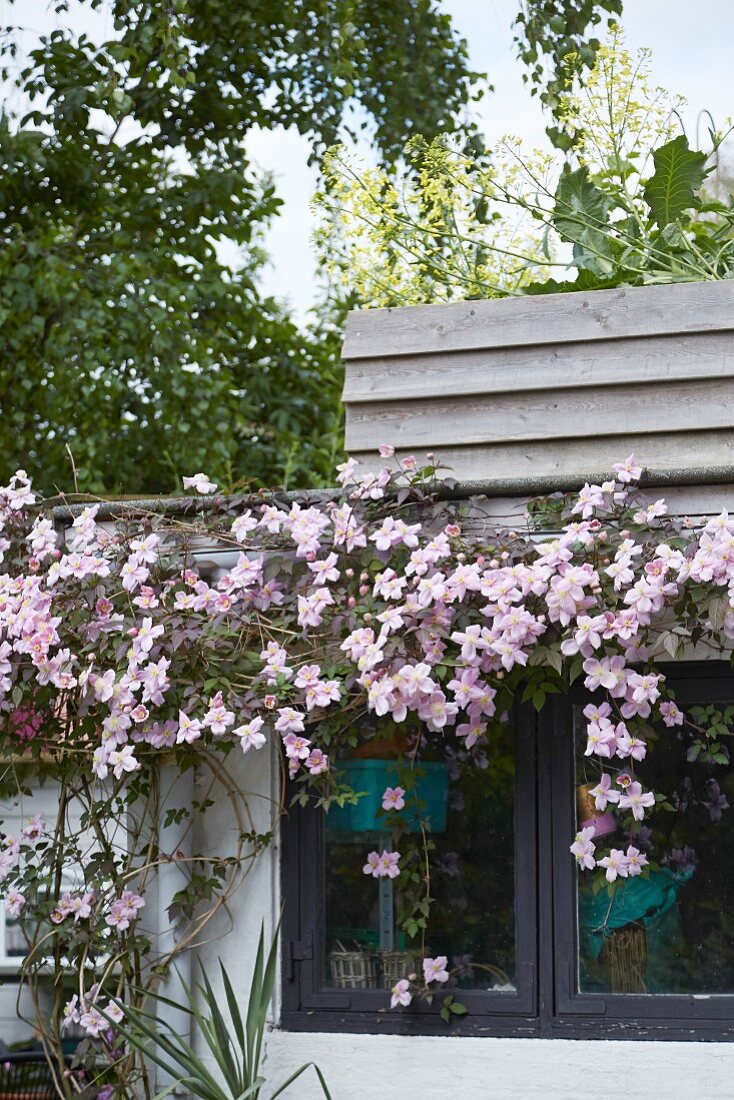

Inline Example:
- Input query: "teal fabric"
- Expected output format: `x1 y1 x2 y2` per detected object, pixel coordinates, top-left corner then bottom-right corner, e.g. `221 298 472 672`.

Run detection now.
579 867 695 994
326 761 449 833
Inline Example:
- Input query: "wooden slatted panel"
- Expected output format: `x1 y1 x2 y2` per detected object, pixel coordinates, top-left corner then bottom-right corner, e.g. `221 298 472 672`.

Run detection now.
343 332 734 404
348 432 734 484
343 281 734 359
346 378 734 451
342 282 734 485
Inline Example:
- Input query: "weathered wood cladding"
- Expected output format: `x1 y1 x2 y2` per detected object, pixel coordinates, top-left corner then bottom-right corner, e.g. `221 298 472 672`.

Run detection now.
341 282 734 484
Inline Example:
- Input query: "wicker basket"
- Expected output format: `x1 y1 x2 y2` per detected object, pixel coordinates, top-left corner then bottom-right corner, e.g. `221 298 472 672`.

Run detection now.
329 948 378 989
600 922 647 993
379 950 416 989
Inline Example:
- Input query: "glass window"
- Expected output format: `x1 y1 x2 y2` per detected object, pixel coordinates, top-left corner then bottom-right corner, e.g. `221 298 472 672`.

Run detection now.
322 719 517 995
284 663 734 1039
574 694 734 997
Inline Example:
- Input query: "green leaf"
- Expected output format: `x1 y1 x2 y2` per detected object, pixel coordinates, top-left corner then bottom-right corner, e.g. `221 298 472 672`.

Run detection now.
643 135 709 227
552 166 616 276
270 1064 333 1100
708 596 729 633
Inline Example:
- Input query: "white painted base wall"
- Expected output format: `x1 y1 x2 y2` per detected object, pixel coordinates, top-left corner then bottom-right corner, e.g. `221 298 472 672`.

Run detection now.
262 1032 734 1100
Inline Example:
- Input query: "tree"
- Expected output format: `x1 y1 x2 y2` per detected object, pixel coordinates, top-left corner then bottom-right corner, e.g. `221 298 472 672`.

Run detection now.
514 0 624 148
0 0 621 494
0 0 479 493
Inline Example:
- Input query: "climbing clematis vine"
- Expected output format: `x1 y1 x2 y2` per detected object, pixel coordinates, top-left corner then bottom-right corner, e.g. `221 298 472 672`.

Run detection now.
0 447 734 1068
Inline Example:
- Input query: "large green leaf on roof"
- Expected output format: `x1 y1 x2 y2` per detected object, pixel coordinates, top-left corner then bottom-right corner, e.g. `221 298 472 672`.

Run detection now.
643 135 709 228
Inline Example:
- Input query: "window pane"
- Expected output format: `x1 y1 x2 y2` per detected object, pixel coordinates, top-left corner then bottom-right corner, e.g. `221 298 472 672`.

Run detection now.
574 696 734 995
323 719 516 993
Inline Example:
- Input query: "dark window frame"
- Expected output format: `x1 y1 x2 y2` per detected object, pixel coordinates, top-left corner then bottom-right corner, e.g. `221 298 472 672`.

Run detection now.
282 661 734 1040
549 661 734 1040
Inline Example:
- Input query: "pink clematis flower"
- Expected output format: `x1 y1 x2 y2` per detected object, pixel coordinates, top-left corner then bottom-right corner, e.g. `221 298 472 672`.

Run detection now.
660 700 684 727
618 781 655 821
177 712 202 745
422 956 449 984
362 850 401 879
183 473 217 494
235 717 267 754
283 734 311 760
570 826 596 870
5 888 25 917
597 848 629 883
377 851 401 878
625 845 648 876
615 725 647 761
109 745 139 779
275 707 305 734
613 454 643 484
362 851 381 877
382 786 406 812
390 978 412 1008
79 1007 106 1038
305 748 329 775
584 717 617 758
589 773 620 811
202 692 235 737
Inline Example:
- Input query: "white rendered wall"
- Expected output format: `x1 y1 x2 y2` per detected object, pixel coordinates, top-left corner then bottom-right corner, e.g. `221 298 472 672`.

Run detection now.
262 1032 734 1100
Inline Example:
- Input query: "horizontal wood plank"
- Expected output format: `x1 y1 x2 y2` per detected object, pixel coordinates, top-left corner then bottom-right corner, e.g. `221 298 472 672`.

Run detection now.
342 281 734 360
345 378 734 451
348 432 734 484
343 331 734 404
454 486 734 541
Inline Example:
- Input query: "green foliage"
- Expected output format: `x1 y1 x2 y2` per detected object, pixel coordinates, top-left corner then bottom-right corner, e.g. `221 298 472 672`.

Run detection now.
546 132 722 285
552 165 615 275
514 0 624 146
643 134 710 227
316 40 734 310
116 922 331 1100
440 993 468 1023
0 0 479 495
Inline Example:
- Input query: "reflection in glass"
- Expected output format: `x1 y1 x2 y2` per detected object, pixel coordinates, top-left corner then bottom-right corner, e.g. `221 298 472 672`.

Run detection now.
575 699 734 994
323 719 516 993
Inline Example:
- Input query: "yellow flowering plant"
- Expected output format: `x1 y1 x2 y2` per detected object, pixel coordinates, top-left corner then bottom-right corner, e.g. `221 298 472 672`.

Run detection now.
314 36 734 309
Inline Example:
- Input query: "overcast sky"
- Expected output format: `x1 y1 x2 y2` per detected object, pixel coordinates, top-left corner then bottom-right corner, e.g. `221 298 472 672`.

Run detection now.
5 0 734 316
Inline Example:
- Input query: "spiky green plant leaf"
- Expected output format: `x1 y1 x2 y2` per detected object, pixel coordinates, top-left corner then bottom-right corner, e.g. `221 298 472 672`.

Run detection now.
552 166 616 276
643 135 709 227
113 919 330 1100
